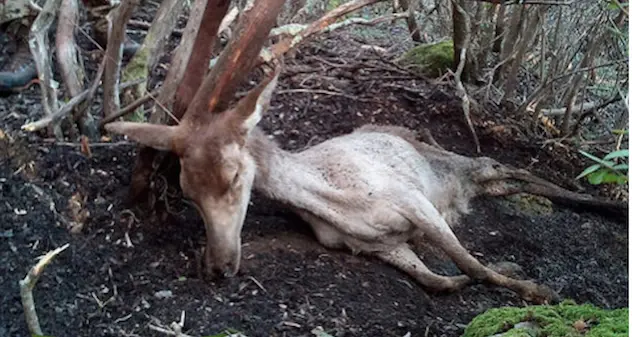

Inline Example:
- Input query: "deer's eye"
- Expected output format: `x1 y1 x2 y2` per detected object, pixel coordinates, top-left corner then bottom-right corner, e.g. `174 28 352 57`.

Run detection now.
231 171 240 184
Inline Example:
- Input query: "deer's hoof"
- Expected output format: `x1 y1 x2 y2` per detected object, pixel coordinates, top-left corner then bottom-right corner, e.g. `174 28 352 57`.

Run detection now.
523 283 561 304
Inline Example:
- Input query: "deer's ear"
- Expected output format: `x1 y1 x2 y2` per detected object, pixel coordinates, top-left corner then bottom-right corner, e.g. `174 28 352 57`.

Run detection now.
234 66 281 134
105 122 178 152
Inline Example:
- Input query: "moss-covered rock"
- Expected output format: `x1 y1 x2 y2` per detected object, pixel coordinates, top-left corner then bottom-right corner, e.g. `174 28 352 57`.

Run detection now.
462 301 628 337
397 40 454 77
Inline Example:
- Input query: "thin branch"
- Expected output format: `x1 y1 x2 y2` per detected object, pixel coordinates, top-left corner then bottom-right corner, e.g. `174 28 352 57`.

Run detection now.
100 90 160 126
19 243 70 336
451 0 481 153
268 0 388 59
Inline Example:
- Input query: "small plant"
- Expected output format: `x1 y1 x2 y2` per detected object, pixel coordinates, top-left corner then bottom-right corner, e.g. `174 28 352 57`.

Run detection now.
577 146 629 185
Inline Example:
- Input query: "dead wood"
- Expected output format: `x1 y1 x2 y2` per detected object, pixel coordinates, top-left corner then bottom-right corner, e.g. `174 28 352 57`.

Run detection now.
102 0 141 118
20 243 70 336
23 55 107 132
120 0 188 121
28 0 62 138
56 0 95 137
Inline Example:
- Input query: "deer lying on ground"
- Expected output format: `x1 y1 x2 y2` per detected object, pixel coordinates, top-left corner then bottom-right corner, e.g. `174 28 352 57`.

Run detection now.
105 64 560 304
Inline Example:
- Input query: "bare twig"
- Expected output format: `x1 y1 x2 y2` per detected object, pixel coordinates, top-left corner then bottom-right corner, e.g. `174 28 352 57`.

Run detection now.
56 0 93 135
19 243 70 336
100 90 160 126
277 88 369 101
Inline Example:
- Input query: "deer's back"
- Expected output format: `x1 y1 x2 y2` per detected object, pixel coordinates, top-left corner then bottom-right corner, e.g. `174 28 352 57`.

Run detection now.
295 127 472 226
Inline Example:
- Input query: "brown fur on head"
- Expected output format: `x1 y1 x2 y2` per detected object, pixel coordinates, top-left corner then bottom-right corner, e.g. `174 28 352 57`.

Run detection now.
105 65 281 277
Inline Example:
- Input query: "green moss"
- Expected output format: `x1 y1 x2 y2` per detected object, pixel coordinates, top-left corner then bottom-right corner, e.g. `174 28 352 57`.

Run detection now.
121 47 150 122
462 301 629 337
397 40 454 77
505 193 553 216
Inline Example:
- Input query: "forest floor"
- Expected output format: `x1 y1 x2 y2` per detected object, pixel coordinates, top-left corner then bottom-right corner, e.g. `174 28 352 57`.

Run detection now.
0 4 628 337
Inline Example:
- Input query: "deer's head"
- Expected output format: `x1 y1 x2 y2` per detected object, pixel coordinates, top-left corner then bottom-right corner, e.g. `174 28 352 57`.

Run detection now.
105 68 280 278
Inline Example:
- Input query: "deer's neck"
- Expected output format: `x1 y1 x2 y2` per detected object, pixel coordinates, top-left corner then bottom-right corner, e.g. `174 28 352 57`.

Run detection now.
246 127 307 202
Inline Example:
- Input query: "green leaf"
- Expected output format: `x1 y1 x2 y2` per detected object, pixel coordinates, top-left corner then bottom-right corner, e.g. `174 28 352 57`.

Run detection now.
602 172 621 183
604 149 629 160
579 150 617 169
612 163 629 171
616 175 629 185
576 164 602 179
588 170 607 185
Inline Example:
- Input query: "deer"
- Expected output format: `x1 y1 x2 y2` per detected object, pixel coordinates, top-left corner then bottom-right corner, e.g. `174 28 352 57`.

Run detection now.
105 63 560 304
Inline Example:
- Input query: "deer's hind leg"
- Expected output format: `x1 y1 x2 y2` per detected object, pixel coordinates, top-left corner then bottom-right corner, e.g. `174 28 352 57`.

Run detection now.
407 200 559 303
376 245 471 293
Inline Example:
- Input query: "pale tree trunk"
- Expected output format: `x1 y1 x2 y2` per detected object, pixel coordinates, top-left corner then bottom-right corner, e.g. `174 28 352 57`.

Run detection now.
399 0 422 42
495 4 524 83
502 6 549 102
452 0 475 83
492 2 505 52
560 14 616 134
120 0 188 122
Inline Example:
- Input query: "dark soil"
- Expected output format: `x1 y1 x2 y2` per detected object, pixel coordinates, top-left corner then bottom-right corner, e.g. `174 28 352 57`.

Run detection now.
0 5 628 337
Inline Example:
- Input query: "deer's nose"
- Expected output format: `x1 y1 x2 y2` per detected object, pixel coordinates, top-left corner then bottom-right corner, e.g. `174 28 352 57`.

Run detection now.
206 260 239 279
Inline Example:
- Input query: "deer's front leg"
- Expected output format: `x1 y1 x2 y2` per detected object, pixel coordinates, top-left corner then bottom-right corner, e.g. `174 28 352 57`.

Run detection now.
376 244 471 292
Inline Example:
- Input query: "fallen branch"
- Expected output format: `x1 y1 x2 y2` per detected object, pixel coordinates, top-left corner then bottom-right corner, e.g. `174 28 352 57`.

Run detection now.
19 243 70 336
28 0 62 137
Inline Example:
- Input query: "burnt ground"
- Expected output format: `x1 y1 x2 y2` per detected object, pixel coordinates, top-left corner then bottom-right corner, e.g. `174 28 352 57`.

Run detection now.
0 7 629 337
